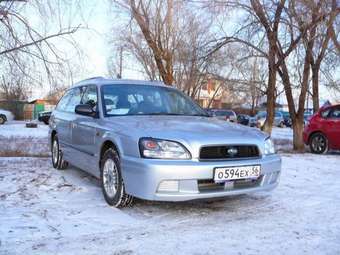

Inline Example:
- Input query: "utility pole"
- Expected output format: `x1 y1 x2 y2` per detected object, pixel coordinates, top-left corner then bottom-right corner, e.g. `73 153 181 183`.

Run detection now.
117 46 123 79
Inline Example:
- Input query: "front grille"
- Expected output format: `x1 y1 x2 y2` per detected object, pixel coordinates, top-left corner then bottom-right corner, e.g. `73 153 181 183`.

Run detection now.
199 145 259 160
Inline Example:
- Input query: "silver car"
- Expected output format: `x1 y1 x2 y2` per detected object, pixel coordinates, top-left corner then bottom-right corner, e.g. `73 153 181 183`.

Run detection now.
49 78 281 207
256 111 285 128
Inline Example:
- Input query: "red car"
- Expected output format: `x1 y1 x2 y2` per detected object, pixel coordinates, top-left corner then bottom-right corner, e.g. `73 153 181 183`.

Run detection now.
303 104 340 154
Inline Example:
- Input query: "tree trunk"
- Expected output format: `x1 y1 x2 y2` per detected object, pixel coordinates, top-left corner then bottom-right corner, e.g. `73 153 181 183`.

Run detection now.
311 65 320 113
292 117 305 152
263 40 277 134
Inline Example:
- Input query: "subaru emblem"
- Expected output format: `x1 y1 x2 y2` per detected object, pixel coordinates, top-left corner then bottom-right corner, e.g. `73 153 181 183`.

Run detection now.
227 147 238 156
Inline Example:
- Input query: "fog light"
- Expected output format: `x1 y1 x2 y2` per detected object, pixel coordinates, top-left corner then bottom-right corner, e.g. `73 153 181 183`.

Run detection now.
157 180 179 192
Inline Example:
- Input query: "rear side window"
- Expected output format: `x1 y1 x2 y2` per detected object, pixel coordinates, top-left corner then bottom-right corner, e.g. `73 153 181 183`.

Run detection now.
321 109 331 118
64 87 83 113
329 107 340 119
56 90 72 111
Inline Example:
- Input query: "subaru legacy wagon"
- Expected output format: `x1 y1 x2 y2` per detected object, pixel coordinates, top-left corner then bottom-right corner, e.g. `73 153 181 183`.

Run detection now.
49 77 281 207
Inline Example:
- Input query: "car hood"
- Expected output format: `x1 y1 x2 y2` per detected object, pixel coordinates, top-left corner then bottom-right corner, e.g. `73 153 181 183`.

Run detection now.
105 115 268 153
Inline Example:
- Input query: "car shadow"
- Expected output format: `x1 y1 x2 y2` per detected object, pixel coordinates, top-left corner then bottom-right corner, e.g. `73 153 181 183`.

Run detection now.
123 193 275 221
63 163 275 220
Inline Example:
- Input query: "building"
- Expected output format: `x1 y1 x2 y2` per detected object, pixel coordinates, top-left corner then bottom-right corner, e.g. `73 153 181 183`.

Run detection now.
23 99 56 120
196 76 231 108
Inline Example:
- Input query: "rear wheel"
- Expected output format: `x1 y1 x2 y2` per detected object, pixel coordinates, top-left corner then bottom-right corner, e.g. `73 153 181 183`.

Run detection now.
51 134 68 170
0 115 6 125
310 133 328 154
100 148 133 207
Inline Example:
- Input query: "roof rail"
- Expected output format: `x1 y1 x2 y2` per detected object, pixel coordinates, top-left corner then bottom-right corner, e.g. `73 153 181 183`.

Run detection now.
82 76 105 81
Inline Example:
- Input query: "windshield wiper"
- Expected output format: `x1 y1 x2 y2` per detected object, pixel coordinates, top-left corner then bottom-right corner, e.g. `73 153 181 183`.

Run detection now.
147 112 184 116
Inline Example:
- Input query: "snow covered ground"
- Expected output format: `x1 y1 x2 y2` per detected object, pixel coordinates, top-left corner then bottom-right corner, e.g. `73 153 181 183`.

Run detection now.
1 154 339 255
0 121 49 157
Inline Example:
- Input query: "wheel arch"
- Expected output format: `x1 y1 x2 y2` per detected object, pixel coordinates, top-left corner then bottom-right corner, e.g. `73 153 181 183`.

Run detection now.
99 140 120 169
308 130 326 144
51 130 57 143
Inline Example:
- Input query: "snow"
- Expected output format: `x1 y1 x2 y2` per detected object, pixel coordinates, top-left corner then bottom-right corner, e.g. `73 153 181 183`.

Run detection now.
1 154 339 254
271 127 294 152
0 121 48 138
271 127 293 140
0 121 49 157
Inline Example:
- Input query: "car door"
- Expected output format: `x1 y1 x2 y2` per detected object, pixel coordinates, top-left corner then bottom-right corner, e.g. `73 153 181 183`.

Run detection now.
71 85 99 175
326 106 340 149
53 88 82 156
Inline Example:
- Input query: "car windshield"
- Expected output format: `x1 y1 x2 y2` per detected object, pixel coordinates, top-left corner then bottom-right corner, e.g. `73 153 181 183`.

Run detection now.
101 84 208 117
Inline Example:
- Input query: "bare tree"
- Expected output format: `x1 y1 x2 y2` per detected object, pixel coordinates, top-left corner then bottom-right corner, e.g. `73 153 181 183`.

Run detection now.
113 0 177 85
309 0 340 112
0 0 82 98
272 0 339 151
205 0 339 151
111 0 223 98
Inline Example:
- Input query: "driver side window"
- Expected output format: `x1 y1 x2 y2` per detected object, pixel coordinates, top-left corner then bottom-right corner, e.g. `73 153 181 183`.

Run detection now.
81 85 98 111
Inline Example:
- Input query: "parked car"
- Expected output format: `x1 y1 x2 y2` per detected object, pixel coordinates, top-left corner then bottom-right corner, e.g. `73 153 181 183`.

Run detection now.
237 114 250 126
38 111 52 125
0 109 14 125
248 116 257 127
49 78 281 207
303 104 340 154
280 111 292 128
256 111 285 128
210 109 237 122
303 112 313 126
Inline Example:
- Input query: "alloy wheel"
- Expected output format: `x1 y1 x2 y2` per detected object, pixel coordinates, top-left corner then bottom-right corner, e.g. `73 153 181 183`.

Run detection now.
52 139 59 165
102 158 118 198
311 134 327 154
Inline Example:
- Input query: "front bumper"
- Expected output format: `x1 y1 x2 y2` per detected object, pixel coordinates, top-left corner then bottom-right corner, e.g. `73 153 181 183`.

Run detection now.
121 155 281 201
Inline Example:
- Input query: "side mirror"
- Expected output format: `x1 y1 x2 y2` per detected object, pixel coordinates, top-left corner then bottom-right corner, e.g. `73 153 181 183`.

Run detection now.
75 104 97 117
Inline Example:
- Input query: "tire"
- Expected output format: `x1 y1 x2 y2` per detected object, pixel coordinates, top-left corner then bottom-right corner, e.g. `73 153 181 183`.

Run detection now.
43 120 49 125
0 115 6 125
309 133 328 154
100 148 133 207
279 122 285 128
51 134 68 170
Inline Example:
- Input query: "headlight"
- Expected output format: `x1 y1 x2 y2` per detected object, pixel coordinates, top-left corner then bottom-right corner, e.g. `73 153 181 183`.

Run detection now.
264 137 275 155
139 138 191 159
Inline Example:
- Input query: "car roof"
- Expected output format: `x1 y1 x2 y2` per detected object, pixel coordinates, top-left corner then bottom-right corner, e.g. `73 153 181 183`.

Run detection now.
71 77 166 88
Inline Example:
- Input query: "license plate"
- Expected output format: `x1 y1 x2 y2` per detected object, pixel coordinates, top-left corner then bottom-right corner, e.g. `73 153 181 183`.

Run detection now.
214 165 261 182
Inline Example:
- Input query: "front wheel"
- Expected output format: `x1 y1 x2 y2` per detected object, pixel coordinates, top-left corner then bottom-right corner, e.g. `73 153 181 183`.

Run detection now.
100 148 133 207
51 135 68 170
310 133 328 154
